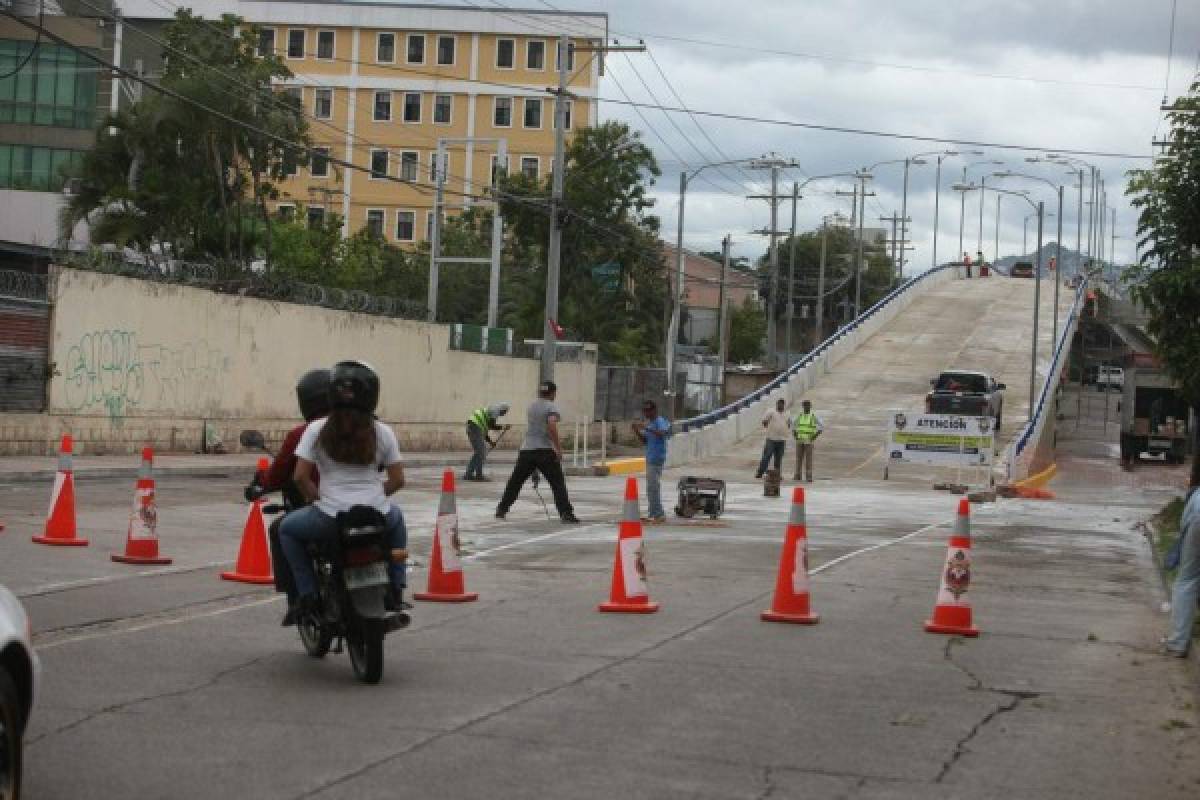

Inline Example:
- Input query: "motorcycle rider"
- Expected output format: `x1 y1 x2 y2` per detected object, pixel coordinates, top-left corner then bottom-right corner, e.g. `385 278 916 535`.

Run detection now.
250 368 329 626
279 360 409 621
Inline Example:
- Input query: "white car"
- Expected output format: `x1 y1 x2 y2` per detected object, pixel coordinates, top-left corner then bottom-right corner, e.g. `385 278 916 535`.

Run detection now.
1097 366 1125 391
0 586 38 799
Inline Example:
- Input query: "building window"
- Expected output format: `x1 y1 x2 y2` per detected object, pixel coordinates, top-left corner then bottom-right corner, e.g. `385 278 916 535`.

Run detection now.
403 92 421 123
520 156 539 180
407 34 425 64
366 209 385 238
0 42 98 129
276 204 295 222
437 35 456 65
373 91 391 121
310 146 330 178
370 149 388 179
523 97 542 129
429 151 449 184
377 32 395 63
396 210 416 242
257 28 275 57
526 40 545 70
307 206 325 228
489 154 508 185
0 143 84 191
493 96 512 127
287 30 305 59
316 30 335 60
399 150 418 182
555 40 574 71
313 88 333 119
433 93 452 124
496 38 515 69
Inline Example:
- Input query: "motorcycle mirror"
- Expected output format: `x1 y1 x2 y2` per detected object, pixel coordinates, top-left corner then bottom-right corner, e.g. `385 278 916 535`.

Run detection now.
239 429 267 450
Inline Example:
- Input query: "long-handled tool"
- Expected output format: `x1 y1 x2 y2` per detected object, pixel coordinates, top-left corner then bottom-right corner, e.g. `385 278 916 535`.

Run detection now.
488 425 512 452
530 470 552 519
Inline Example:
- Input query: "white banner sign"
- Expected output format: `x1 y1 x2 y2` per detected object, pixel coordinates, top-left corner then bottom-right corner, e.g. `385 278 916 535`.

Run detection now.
886 413 995 468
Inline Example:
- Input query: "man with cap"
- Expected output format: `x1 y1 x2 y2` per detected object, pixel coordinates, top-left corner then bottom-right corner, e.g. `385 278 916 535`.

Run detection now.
465 402 510 481
496 380 580 523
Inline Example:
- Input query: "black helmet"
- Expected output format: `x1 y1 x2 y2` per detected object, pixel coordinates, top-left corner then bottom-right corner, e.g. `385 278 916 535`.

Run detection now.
329 360 380 413
295 368 331 421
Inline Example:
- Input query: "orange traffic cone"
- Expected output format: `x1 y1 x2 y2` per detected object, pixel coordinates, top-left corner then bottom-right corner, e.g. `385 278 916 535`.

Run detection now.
415 470 478 602
598 477 659 613
220 458 274 585
33 434 87 547
112 448 172 565
761 486 819 624
924 498 979 636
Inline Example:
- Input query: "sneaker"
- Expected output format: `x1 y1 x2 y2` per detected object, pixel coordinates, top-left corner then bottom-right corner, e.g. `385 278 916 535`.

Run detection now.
560 513 581 524
495 508 507 519
1160 639 1189 658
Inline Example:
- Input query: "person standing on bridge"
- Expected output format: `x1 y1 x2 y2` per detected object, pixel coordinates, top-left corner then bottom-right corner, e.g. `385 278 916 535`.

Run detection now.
755 398 792 480
1163 481 1200 658
464 403 510 482
792 400 824 483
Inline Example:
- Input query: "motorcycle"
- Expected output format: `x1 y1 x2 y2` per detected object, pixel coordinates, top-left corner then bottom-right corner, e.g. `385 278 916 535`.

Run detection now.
241 430 408 685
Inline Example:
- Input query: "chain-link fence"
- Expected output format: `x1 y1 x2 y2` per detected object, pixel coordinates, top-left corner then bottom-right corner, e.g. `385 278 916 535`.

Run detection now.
0 269 49 303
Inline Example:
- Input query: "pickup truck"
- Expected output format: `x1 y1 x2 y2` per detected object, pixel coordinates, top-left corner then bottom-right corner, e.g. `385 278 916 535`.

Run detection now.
926 370 1006 430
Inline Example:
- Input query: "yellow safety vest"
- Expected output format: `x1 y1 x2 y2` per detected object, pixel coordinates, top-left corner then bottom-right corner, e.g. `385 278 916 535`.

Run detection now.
469 408 491 430
794 413 818 443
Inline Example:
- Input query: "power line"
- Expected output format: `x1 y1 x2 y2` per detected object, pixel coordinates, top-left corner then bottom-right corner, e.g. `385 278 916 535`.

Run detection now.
0 0 43 80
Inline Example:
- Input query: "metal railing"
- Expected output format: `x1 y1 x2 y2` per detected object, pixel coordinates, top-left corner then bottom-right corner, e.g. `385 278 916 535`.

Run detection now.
0 269 49 303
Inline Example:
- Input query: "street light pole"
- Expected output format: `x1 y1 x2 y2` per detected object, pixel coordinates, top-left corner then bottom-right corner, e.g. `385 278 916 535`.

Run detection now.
1031 201 1044 417
994 194 1001 265
977 175 987 260
667 169 688 407
855 170 867 319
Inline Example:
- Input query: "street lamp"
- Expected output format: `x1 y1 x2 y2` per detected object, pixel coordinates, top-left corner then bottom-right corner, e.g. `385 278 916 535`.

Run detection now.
931 150 976 269
869 153 936 281
1045 153 1100 268
958 159 1003 262
994 170 1066 352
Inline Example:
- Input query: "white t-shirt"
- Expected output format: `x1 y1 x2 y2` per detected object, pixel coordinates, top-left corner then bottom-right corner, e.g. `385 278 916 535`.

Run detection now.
295 418 403 516
762 409 792 441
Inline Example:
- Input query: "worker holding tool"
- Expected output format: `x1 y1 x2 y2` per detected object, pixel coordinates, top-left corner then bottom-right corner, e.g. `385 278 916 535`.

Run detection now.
465 403 510 482
496 381 579 523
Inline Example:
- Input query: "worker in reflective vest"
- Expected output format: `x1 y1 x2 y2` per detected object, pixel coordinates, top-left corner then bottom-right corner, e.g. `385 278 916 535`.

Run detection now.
465 403 510 481
792 400 824 483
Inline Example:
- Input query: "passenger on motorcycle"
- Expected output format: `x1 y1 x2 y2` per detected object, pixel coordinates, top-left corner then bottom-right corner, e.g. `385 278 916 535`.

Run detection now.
279 360 409 620
255 368 329 626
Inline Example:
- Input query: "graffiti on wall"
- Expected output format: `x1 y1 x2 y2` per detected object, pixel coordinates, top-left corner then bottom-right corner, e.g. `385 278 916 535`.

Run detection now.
61 330 231 419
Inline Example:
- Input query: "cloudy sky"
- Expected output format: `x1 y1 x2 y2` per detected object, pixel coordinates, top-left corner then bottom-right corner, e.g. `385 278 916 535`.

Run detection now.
495 0 1197 270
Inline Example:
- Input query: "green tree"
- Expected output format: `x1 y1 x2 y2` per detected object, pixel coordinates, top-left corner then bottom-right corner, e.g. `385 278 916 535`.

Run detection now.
1125 79 1200 484
727 297 766 363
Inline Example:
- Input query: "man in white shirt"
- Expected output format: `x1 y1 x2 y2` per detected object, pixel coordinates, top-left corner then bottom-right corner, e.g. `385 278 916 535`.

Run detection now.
756 398 792 479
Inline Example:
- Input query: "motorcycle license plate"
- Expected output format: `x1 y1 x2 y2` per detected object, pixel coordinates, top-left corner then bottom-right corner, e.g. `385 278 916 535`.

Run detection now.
345 562 389 590
1150 439 1170 449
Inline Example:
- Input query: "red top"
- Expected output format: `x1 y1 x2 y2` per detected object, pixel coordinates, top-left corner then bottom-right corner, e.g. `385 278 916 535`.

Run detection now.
262 423 320 491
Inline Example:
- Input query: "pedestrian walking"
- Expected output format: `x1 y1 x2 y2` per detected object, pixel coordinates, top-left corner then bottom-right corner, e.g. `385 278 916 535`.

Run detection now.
1163 483 1200 657
464 402 510 481
792 400 824 483
632 400 671 523
756 398 791 479
496 380 579 523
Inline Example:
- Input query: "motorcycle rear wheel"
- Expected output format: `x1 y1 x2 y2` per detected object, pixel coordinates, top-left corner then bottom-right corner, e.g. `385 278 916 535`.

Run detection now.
347 627 384 684
298 614 332 658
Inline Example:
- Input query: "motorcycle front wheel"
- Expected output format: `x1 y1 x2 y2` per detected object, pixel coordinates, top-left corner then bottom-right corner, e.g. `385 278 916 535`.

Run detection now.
297 614 332 658
347 627 384 684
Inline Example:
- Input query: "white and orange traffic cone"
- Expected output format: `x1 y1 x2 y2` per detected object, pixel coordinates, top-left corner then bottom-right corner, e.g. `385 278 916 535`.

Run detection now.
761 486 819 624
924 498 980 636
112 447 172 565
33 434 87 547
415 470 478 602
220 458 274 585
598 477 659 614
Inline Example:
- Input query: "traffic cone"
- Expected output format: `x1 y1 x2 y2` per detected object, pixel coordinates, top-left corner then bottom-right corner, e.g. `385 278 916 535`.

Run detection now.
598 477 659 613
761 486 819 624
415 470 478 602
33 434 87 547
220 458 274 585
924 498 980 636
112 448 172 565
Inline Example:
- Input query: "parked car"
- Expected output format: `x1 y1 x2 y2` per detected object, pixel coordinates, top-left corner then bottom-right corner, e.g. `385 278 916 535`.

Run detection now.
1 585 38 800
1096 365 1124 391
926 370 1006 430
1010 261 1035 278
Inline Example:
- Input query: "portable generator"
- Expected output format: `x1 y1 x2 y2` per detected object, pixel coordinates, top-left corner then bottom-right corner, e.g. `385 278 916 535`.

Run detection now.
674 476 726 519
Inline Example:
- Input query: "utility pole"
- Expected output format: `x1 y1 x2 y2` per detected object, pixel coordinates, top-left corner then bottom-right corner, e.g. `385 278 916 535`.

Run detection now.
717 234 731 402
541 36 644 383
880 213 901 275
747 154 798 368
855 171 867 320
427 164 445 322
784 182 798 368
814 219 827 349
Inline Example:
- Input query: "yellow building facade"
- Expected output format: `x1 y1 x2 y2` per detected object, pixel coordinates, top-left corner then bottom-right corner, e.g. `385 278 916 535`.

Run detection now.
121 1 606 244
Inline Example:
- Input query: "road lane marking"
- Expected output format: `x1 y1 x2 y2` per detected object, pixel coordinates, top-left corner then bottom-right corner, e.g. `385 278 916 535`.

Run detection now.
20 560 234 598
811 521 944 575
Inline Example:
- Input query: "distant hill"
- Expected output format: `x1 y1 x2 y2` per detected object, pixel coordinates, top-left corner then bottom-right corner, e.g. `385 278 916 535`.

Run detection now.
991 243 1086 277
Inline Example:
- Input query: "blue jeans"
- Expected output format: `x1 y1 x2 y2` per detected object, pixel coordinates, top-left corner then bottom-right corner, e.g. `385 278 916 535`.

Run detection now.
646 461 665 519
757 439 785 477
280 504 407 598
1166 523 1200 653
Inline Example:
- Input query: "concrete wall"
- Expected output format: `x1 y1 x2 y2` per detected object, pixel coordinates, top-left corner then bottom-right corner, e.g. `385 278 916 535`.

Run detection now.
0 267 596 454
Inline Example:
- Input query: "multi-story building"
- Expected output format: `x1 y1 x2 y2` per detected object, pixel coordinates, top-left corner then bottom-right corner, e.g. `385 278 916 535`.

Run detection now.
115 0 607 245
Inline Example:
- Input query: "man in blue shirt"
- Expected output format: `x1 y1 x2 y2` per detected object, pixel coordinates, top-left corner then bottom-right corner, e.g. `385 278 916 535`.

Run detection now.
1164 482 1200 657
632 400 671 523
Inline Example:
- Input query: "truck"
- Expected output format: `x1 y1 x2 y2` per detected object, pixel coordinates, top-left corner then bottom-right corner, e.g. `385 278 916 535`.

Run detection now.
1119 354 1193 467
926 370 1006 430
